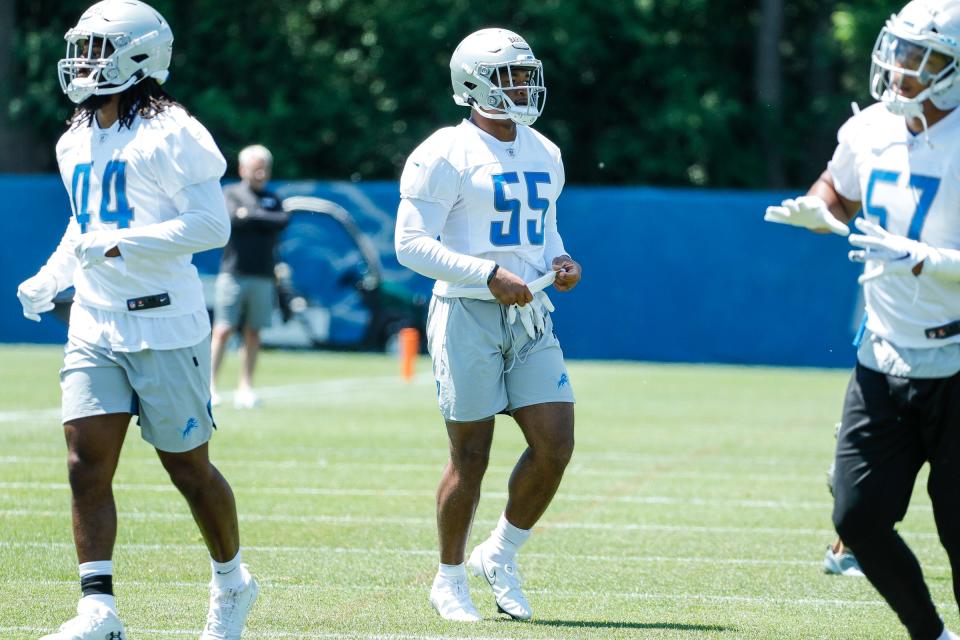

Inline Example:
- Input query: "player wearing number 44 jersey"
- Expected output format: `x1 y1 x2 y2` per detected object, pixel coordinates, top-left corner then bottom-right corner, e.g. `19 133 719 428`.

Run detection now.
765 1 960 638
395 28 581 622
16 2 256 639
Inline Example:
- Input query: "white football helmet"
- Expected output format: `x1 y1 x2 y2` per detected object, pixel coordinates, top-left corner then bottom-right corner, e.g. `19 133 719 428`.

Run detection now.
450 28 546 126
870 0 960 119
58 0 173 104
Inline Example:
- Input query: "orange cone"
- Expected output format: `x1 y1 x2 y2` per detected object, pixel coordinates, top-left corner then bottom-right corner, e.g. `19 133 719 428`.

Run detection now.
399 327 419 382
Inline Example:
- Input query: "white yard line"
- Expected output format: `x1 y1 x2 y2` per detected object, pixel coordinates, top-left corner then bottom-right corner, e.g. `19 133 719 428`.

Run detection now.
0 408 62 422
0 480 933 512
0 582 895 608
0 540 818 565
0 374 429 424
1 540 950 571
0 445 835 467
0 455 835 482
0 508 944 540
0 632 529 640
0 383 844 469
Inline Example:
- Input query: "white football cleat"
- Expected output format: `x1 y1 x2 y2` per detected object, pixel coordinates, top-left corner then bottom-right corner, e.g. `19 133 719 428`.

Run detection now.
40 602 126 639
233 389 259 410
467 544 532 620
201 564 259 639
429 574 482 622
823 545 864 577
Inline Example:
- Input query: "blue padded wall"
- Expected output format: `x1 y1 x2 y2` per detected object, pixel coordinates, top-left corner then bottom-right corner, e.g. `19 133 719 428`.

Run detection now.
0 177 863 367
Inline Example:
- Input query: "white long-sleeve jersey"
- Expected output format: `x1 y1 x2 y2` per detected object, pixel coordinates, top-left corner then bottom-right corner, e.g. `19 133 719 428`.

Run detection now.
828 103 960 349
44 105 229 350
395 119 567 299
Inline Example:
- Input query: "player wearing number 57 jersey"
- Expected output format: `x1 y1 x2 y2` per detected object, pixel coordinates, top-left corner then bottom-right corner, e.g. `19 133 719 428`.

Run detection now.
395 28 582 622
16 2 257 639
765 2 960 638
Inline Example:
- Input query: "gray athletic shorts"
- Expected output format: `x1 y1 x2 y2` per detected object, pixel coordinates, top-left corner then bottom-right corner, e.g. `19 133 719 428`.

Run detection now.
427 296 575 422
214 273 275 330
60 336 215 453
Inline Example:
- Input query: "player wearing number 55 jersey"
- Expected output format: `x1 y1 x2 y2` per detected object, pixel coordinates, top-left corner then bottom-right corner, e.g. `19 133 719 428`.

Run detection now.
395 28 582 622
765 2 960 638
16 2 257 639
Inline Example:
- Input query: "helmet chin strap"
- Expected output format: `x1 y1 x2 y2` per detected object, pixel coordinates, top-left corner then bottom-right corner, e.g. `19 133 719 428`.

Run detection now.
470 102 513 121
471 103 540 126
67 70 145 104
882 89 933 146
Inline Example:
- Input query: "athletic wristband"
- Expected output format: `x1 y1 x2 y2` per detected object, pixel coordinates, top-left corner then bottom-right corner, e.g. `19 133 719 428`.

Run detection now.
486 264 499 284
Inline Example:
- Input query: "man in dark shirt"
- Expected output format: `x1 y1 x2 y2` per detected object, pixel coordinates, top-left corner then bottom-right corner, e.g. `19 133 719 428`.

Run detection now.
211 144 289 408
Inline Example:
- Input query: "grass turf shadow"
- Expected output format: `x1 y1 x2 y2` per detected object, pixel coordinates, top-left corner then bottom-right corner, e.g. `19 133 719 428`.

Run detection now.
527 619 735 632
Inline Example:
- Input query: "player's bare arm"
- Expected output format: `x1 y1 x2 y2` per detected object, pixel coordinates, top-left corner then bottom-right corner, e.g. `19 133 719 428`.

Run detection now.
551 255 581 292
807 170 861 226
488 265 533 305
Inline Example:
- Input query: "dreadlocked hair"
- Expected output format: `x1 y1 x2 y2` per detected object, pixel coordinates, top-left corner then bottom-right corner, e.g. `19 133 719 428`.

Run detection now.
68 79 187 129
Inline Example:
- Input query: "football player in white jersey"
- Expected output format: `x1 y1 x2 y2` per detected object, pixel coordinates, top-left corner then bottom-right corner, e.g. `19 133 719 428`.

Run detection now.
15 2 257 638
395 28 582 622
765 1 960 637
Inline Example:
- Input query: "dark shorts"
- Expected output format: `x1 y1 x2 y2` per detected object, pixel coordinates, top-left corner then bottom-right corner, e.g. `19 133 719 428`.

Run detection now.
833 363 960 532
213 273 275 330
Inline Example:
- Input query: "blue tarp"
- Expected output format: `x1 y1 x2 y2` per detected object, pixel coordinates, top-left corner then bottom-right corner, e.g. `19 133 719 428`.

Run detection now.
0 176 862 367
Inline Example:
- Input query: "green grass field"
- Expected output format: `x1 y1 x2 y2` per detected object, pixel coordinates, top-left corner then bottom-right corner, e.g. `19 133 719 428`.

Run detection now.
0 344 953 639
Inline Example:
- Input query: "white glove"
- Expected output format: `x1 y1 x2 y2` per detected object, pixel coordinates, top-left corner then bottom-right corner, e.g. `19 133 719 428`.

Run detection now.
764 195 850 236
848 218 933 283
508 291 555 339
74 231 120 269
17 270 59 322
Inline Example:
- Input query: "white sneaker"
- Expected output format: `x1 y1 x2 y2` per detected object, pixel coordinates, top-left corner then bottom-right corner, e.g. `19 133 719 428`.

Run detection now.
823 545 864 577
211 389 222 407
429 574 482 622
233 389 259 410
40 602 126 640
200 564 259 639
467 544 532 620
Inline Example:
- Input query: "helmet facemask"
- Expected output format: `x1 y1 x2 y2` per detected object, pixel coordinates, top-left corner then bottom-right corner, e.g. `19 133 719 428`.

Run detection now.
60 32 122 103
870 12 960 124
467 61 546 126
58 1 173 105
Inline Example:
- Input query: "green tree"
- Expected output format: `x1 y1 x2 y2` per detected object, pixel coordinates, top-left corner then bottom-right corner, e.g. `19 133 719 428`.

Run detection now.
10 0 902 188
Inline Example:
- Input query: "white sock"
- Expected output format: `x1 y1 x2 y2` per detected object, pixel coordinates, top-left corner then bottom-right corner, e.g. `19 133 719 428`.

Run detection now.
437 562 467 582
211 551 244 590
78 560 116 614
936 628 958 640
486 513 531 563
